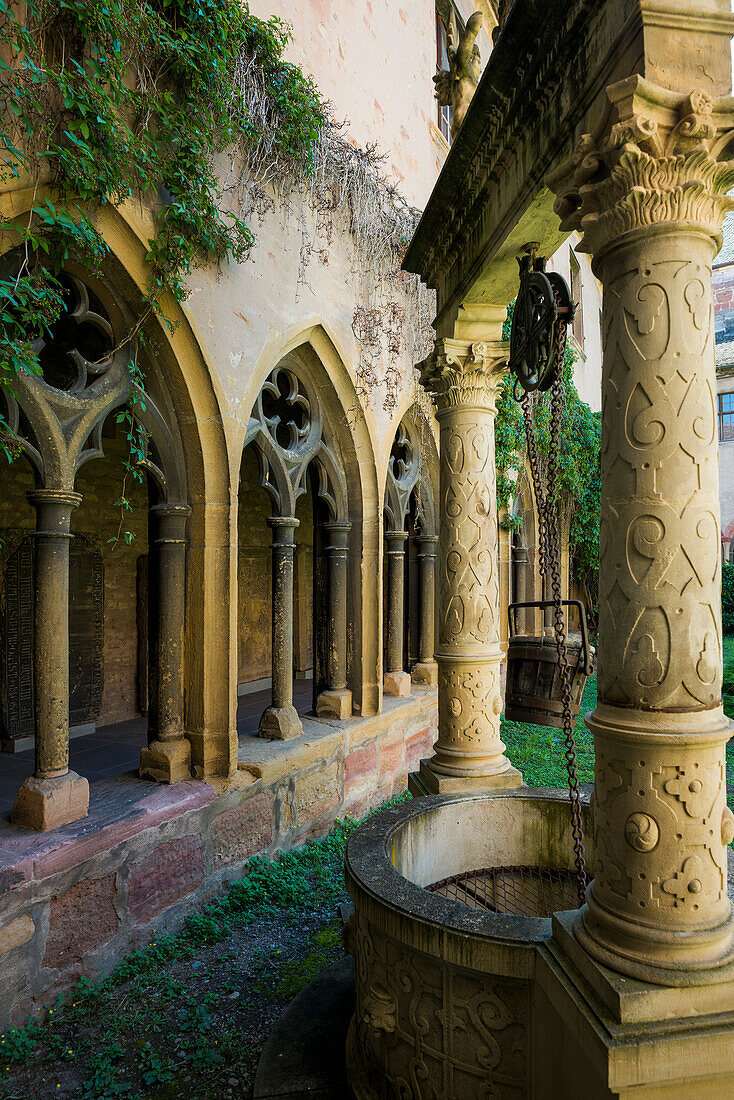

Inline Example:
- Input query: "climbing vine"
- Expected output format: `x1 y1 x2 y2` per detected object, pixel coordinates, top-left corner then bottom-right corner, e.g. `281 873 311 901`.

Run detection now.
0 0 435 549
0 0 324 372
495 304 602 611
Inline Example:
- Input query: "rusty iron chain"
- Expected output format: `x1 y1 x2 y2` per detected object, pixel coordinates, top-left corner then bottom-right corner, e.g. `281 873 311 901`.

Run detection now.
518 294 587 905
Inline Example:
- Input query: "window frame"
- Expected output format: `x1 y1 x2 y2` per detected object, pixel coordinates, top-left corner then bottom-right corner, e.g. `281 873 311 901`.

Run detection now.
718 391 734 442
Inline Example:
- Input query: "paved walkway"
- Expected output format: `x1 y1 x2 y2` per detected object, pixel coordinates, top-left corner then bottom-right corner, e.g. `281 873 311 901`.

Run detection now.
0 681 313 818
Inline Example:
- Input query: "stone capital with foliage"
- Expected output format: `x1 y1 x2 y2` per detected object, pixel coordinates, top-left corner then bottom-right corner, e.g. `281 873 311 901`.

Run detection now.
420 337 507 414
547 76 734 260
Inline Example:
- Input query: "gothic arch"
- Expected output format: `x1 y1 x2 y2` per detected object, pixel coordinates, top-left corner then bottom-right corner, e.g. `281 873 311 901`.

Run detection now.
0 199 235 780
239 325 381 715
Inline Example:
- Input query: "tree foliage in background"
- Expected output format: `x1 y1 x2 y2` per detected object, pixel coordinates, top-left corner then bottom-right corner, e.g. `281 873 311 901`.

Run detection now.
495 304 602 612
723 562 734 635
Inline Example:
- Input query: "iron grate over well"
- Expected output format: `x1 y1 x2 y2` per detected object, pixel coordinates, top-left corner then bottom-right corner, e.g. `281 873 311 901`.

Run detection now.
426 865 579 918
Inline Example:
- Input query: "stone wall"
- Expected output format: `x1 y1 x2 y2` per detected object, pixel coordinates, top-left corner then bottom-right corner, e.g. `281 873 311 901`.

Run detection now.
237 447 273 684
0 689 436 1027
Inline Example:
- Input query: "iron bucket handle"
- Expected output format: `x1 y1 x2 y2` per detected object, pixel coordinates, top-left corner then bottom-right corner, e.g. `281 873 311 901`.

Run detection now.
508 599 593 675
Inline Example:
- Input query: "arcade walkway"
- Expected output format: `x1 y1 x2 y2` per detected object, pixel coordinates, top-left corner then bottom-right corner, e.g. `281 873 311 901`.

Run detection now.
0 682 314 817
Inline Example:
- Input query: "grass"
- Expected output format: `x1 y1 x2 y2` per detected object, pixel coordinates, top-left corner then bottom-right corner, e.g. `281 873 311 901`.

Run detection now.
501 672 597 788
0 813 375 1099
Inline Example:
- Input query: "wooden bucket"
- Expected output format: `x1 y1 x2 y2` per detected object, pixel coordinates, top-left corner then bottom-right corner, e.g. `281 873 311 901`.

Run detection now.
504 600 594 729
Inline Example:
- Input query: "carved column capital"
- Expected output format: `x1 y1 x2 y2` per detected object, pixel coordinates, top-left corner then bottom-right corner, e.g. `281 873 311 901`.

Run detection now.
547 76 734 260
420 338 507 414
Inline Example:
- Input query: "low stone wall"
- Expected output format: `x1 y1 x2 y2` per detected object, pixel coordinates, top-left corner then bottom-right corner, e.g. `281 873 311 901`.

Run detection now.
0 688 436 1028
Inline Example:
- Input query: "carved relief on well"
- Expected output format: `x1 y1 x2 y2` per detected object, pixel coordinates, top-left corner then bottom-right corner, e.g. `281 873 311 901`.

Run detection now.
350 912 529 1098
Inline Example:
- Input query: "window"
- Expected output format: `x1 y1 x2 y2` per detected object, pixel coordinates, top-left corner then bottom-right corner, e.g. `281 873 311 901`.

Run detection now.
570 251 584 350
435 9 453 142
719 393 734 441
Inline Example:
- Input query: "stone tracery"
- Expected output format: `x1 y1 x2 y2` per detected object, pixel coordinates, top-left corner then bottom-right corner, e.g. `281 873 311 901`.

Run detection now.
243 357 352 734
383 413 438 696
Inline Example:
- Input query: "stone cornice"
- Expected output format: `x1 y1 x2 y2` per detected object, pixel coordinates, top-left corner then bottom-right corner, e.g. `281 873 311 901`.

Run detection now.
403 0 602 301
547 77 734 258
403 1 734 331
420 338 507 412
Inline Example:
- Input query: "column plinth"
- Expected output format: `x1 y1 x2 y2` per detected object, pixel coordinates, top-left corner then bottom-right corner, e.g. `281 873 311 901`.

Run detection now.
383 529 411 697
317 521 352 720
411 535 439 686
411 338 522 796
547 84 734 988
141 503 192 784
260 517 303 740
12 489 89 830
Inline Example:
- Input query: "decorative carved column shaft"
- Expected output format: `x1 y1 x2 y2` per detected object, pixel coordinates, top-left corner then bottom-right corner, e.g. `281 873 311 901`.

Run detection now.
316 520 353 720
140 503 191 783
411 534 439 686
548 82 734 985
411 339 522 795
260 516 303 740
12 489 89 830
383 529 411 697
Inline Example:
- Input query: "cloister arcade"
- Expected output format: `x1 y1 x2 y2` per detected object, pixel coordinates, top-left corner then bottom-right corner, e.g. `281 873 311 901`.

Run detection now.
0 249 447 834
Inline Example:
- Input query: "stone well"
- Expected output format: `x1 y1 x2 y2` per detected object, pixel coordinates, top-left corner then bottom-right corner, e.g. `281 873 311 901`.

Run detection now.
344 789 593 1099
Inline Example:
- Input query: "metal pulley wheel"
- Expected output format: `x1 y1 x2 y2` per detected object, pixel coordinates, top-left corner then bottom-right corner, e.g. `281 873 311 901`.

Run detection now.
509 252 575 393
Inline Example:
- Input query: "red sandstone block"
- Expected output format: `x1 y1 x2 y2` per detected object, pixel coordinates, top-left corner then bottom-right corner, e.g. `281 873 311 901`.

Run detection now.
379 732 405 777
43 875 119 971
32 781 216 881
345 744 378 791
405 726 434 770
127 835 204 924
210 791 273 869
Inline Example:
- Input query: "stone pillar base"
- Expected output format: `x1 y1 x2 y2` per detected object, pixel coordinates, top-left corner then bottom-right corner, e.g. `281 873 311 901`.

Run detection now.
411 660 438 686
259 704 303 740
316 688 352 720
408 756 523 797
533 911 734 1098
383 671 411 697
140 739 191 784
11 771 89 831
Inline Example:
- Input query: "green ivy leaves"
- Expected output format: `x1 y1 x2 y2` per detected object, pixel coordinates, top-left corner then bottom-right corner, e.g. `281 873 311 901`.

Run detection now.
496 303 601 612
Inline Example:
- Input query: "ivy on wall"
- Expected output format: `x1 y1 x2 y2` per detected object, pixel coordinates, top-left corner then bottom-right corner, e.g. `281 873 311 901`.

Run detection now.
495 305 602 611
0 0 324 379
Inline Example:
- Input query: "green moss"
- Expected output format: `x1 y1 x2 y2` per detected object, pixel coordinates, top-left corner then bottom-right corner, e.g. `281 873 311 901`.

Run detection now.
276 921 343 1001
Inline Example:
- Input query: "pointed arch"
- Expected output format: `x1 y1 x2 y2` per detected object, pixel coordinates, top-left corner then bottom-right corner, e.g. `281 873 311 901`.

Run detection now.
238 321 381 715
0 195 236 777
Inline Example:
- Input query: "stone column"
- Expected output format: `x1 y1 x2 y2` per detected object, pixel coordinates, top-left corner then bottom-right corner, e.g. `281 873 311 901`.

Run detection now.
512 542 530 634
410 339 522 795
383 529 411 697
12 489 89 830
260 516 303 739
140 503 191 783
548 90 734 985
411 534 438 685
316 520 352 720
